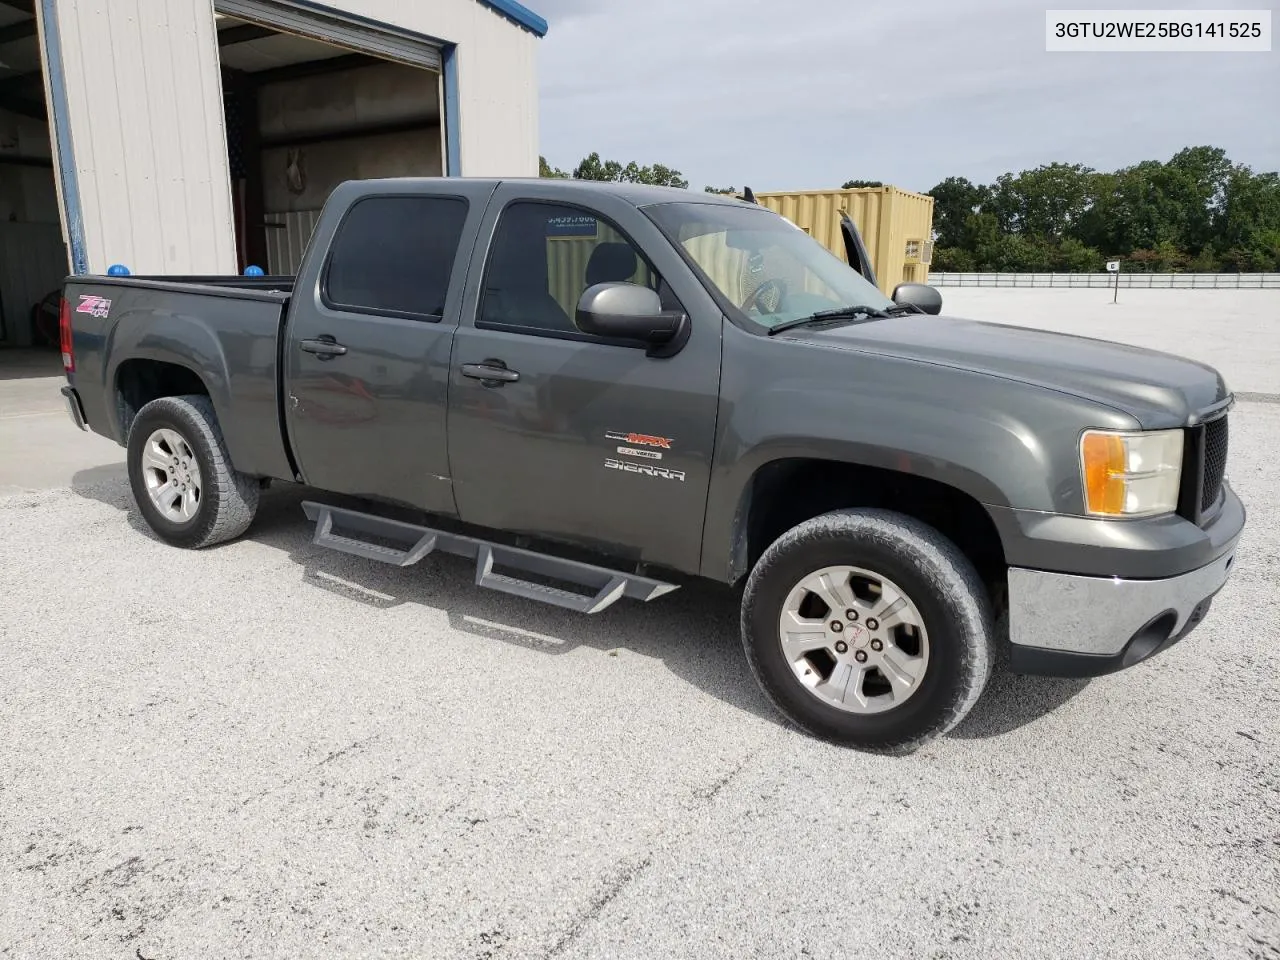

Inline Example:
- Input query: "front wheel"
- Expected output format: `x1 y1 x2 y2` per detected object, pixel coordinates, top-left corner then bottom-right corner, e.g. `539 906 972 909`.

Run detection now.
126 394 260 549
740 508 995 752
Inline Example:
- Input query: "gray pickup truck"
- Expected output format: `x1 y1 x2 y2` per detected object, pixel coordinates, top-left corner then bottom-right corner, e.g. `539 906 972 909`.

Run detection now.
59 177 1245 751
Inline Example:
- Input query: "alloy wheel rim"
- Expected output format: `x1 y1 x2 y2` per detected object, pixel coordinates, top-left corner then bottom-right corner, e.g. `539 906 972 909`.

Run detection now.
141 428 202 524
777 565 930 714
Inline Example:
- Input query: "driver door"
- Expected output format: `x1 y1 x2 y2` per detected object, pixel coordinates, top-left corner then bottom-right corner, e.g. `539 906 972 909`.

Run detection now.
446 188 724 574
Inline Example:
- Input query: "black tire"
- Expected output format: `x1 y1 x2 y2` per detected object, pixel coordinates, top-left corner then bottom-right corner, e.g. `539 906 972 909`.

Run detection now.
126 394 260 549
741 508 995 752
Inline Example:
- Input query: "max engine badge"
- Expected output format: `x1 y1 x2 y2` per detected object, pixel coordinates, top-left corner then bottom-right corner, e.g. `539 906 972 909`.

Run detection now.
604 430 682 481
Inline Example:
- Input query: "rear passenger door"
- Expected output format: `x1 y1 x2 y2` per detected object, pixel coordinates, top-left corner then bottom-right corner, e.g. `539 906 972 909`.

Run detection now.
446 186 725 575
284 185 489 514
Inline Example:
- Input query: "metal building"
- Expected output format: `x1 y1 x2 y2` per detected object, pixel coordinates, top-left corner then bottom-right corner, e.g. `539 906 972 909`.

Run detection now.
0 0 546 347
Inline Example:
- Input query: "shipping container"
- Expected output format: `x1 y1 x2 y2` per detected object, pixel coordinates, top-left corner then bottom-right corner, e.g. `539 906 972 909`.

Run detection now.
744 186 936 295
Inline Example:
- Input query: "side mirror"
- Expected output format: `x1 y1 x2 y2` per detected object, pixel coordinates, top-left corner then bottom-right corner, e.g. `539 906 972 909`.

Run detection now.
891 282 943 315
576 282 685 349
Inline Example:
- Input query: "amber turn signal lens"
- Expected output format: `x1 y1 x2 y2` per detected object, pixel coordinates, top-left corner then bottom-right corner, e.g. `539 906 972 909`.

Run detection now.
1079 428 1184 518
1082 431 1127 515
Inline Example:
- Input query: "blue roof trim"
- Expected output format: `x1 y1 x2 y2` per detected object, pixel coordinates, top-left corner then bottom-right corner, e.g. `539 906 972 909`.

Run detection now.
441 45 463 176
479 0 548 36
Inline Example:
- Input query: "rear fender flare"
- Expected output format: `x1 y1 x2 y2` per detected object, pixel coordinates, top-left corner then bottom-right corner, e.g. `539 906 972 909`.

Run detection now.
104 310 231 443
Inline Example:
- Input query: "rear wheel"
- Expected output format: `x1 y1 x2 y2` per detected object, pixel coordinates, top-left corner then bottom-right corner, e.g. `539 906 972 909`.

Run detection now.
741 508 995 752
126 394 259 549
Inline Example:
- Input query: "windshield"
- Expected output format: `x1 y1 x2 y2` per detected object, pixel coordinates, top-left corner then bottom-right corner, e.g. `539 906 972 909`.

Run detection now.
645 201 893 330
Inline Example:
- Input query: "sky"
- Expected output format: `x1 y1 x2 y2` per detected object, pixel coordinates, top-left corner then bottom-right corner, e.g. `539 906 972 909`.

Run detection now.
530 0 1279 194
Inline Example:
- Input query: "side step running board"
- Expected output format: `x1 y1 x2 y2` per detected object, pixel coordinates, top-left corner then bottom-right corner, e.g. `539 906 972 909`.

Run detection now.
301 501 679 614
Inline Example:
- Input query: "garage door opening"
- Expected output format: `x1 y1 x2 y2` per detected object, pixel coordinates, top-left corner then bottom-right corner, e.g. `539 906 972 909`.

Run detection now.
0 0 69 350
215 11 444 275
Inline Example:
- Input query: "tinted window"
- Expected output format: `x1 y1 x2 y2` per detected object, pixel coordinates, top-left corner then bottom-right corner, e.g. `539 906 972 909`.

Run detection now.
325 196 469 318
479 201 661 336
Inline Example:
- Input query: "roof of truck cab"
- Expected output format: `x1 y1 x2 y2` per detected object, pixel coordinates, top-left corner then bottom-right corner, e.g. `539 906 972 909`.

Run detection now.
496 178 748 207
343 177 751 208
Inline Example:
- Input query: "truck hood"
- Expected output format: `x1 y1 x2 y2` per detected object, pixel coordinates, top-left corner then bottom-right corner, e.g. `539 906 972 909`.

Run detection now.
790 313 1229 428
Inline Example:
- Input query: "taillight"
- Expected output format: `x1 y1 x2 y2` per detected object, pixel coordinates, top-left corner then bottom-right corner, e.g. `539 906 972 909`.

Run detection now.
59 296 75 373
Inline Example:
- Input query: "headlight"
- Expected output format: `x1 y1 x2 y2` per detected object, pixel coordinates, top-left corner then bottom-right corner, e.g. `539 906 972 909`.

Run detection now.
1080 429 1184 517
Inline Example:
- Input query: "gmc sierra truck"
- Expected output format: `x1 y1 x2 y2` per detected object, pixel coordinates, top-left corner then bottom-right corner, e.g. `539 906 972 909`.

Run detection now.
59 177 1245 751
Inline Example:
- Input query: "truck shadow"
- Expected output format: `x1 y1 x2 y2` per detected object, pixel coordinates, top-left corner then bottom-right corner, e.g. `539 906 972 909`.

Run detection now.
70 471 1090 743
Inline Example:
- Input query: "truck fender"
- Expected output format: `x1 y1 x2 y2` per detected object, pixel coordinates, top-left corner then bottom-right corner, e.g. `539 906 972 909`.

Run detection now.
699 382 1086 584
103 308 232 442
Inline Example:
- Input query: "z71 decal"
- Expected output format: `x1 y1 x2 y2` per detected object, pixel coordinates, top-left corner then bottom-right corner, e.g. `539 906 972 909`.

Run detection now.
605 458 686 482
76 295 112 319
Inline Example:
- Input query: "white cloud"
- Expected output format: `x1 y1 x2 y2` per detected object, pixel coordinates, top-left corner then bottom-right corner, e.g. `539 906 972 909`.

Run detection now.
531 0 1280 191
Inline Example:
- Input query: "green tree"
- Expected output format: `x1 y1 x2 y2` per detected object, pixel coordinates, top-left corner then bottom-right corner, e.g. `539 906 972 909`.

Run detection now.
923 145 1276 272
1165 145 1233 252
572 152 690 189
1076 161 1187 255
931 247 977 272
539 155 569 179
1051 237 1106 272
841 179 883 189
985 163 1098 240
926 177 991 249
1214 166 1280 269
1127 241 1191 272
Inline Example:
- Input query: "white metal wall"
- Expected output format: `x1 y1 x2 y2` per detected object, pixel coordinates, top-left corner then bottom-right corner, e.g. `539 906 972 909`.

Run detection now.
38 0 239 275
39 0 540 277
338 0 539 177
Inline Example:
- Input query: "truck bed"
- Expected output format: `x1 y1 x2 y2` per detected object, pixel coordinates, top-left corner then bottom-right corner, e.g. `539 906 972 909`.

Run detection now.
63 274 297 482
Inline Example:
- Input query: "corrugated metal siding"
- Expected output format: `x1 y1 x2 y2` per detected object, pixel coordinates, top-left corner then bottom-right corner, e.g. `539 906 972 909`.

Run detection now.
51 0 238 274
0 222 68 347
264 210 323 275
44 0 537 279
752 188 935 294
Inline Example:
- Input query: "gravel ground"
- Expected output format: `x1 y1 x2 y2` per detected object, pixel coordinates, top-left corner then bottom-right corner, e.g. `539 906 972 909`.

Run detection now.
1 405 1278 959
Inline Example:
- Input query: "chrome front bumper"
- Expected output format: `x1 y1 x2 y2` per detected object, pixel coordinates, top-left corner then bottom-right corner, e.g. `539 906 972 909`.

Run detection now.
1006 536 1241 677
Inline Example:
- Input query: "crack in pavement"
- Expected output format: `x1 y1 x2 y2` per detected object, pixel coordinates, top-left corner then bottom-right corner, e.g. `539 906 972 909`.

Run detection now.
239 735 380 808
541 751 759 957
544 855 654 958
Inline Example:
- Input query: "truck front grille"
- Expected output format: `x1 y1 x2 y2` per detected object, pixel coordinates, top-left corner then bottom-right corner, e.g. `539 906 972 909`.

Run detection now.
1178 411 1229 524
1200 415 1228 513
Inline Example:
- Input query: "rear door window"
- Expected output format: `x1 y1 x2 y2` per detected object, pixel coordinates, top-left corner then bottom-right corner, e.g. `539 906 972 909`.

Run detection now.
324 196 469 320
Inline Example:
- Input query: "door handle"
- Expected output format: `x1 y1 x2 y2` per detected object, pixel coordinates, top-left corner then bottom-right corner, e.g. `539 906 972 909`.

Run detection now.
299 337 348 359
461 361 520 385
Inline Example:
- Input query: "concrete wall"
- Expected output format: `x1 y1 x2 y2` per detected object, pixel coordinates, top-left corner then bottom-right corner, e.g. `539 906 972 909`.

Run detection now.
261 128 444 213
257 59 440 141
38 0 540 276
258 60 443 213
